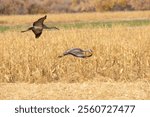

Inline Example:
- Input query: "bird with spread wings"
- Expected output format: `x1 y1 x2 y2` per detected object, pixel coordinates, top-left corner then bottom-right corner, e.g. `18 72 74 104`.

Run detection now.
21 15 59 38
58 48 93 58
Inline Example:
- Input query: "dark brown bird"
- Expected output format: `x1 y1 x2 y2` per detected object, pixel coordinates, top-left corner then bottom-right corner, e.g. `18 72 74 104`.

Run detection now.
21 15 59 38
58 48 93 58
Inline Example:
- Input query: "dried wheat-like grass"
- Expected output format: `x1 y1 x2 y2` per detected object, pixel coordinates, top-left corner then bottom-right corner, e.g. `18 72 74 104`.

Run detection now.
0 25 150 83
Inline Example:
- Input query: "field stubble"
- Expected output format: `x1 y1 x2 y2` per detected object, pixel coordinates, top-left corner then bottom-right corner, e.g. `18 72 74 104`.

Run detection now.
0 26 150 84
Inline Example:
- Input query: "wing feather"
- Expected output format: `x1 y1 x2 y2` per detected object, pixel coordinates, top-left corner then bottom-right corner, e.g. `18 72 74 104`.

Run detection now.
33 15 47 27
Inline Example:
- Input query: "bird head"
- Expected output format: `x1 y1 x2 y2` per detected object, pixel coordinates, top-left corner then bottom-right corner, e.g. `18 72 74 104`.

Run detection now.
84 49 93 57
88 49 93 53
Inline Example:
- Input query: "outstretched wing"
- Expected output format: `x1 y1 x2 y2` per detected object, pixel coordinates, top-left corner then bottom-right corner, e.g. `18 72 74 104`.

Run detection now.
50 27 59 30
21 27 32 33
33 15 47 27
71 52 85 58
43 25 59 30
66 48 85 58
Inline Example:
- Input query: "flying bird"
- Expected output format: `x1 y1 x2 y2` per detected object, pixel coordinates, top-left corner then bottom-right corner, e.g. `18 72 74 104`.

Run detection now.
58 48 93 58
21 15 59 38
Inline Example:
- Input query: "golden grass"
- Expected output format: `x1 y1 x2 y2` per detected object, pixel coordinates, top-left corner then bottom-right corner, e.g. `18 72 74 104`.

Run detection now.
0 26 150 84
0 80 150 100
0 11 150 25
0 12 150 99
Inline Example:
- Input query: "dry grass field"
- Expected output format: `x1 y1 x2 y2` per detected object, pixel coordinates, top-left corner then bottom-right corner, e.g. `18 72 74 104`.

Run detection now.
0 11 150 25
0 11 150 99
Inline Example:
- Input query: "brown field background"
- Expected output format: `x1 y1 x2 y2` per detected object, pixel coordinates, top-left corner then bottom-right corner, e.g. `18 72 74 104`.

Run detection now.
0 11 150 99
0 11 150 25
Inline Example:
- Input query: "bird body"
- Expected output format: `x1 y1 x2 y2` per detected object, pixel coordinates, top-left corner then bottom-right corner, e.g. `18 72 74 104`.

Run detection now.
59 48 93 58
21 15 59 38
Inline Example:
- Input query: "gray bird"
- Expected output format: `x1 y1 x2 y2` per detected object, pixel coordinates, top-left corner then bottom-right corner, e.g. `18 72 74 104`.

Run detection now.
58 48 93 58
21 15 59 38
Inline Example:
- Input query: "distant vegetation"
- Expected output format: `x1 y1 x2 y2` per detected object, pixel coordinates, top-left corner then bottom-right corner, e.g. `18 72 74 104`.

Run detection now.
1 19 150 32
0 0 150 14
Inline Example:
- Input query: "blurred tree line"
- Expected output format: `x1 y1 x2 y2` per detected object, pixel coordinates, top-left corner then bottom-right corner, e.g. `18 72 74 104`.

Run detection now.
0 0 150 14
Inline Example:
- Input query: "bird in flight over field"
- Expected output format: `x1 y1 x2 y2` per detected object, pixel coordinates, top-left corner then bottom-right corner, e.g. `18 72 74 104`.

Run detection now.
58 48 93 58
21 15 59 38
